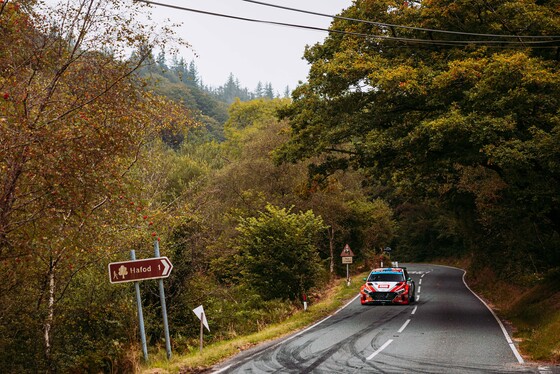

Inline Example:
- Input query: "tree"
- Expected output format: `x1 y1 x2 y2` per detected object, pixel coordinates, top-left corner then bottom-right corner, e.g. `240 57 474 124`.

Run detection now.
233 204 327 301
0 1 190 371
156 50 167 70
296 172 396 276
276 0 560 272
264 82 274 99
254 81 264 98
187 60 199 87
205 98 396 280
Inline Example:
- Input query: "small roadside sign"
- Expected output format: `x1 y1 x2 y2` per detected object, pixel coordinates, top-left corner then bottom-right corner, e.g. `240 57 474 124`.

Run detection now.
108 257 173 284
341 244 354 287
193 305 210 332
340 244 355 257
193 305 210 352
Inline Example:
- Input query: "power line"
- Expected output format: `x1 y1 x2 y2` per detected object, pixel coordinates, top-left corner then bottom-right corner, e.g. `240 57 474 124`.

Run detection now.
241 0 560 40
134 0 560 48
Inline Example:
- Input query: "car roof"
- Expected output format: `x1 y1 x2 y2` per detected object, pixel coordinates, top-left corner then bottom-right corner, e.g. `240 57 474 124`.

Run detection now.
369 267 405 275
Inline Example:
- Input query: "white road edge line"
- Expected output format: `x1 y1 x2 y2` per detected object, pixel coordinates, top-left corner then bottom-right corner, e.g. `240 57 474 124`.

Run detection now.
367 339 394 360
212 365 231 374
333 293 361 315
212 293 361 373
397 319 411 333
411 306 418 315
279 293 360 342
459 270 525 364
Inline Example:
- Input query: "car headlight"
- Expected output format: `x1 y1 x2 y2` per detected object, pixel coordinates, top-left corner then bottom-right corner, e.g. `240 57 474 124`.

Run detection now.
394 284 406 294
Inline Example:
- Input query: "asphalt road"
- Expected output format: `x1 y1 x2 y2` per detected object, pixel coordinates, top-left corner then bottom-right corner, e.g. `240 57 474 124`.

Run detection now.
211 264 557 373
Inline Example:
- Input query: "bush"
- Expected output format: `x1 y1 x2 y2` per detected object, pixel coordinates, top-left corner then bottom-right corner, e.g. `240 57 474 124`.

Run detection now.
233 204 328 301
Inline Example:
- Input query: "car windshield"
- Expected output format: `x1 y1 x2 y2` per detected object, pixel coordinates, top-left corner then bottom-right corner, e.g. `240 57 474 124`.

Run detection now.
368 273 404 282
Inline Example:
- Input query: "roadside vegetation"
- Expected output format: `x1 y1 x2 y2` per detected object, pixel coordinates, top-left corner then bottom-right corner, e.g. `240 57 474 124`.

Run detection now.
1 1 558 373
142 272 366 373
467 263 560 363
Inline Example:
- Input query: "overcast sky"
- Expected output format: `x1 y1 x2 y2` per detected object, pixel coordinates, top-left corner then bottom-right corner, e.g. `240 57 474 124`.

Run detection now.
144 0 353 92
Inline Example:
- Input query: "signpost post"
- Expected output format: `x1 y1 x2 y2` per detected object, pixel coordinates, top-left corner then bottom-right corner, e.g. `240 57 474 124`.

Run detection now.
130 250 149 362
382 247 392 267
154 240 172 360
340 244 355 286
109 247 174 361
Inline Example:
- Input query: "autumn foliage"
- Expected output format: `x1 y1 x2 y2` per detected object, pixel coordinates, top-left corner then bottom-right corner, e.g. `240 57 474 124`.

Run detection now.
0 0 190 371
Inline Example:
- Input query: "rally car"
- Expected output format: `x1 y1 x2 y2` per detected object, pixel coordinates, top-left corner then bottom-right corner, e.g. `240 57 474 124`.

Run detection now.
360 267 415 305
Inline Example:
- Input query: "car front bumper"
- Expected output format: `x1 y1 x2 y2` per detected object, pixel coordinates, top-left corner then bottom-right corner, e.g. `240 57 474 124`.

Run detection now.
361 291 409 304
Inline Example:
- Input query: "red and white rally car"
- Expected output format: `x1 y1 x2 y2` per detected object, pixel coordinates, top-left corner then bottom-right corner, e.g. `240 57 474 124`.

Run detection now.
360 267 416 305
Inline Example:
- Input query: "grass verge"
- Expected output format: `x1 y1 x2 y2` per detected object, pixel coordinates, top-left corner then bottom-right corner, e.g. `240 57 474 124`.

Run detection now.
142 263 560 371
141 273 364 373
504 268 560 363
464 263 560 364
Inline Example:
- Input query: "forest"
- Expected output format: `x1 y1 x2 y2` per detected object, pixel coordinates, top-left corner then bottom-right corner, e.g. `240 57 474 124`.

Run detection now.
1 0 559 372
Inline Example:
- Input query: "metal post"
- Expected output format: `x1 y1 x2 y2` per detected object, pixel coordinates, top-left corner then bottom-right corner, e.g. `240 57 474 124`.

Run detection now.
154 240 172 360
200 312 204 352
346 264 350 286
131 250 148 362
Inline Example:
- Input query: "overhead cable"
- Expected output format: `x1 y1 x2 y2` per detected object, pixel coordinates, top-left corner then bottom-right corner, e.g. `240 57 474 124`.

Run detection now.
241 0 560 40
134 0 560 48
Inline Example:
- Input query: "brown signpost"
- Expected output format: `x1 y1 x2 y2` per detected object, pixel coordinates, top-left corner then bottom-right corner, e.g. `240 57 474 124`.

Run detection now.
340 244 355 286
108 257 173 284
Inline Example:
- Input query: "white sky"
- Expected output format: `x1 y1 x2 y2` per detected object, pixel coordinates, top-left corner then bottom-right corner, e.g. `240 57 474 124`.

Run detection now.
144 0 353 92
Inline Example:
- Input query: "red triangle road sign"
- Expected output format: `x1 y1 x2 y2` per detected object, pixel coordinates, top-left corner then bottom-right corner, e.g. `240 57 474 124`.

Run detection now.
340 244 355 257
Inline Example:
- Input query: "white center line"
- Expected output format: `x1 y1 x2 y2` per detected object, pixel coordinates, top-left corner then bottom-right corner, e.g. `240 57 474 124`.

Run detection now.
418 286 422 293
397 319 411 333
419 278 422 285
367 339 394 360
411 306 418 315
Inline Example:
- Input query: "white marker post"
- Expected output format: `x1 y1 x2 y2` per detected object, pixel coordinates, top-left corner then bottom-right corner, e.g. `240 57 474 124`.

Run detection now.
192 305 210 352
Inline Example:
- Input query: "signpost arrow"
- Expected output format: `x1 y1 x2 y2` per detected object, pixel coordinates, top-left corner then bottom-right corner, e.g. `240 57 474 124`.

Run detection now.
108 257 173 284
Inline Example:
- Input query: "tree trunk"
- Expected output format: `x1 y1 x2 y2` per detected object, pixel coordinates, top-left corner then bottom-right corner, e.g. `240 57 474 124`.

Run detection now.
328 227 335 276
44 258 55 372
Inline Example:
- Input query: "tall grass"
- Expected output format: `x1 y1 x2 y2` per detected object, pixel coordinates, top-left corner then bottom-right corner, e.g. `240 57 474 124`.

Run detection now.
141 274 363 373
